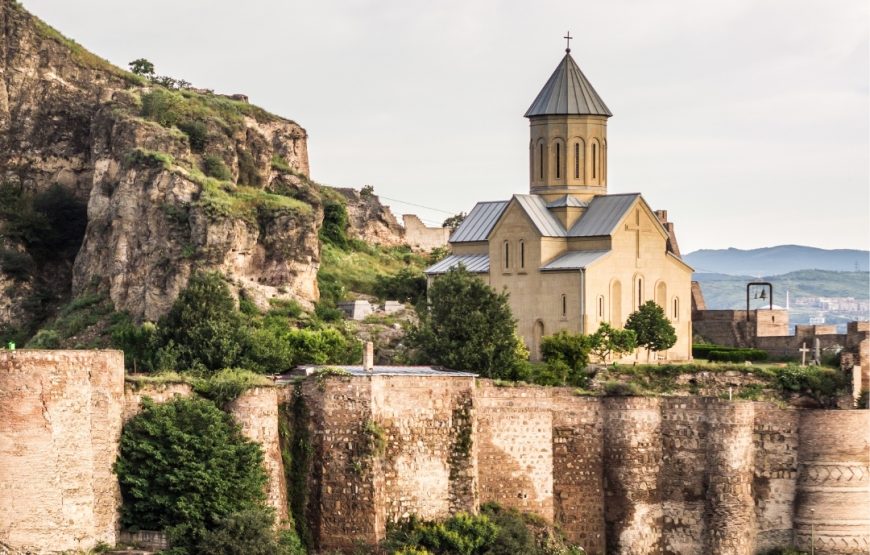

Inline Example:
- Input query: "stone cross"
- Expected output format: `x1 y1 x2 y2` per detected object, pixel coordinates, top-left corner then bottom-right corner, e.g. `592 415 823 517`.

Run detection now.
799 342 810 366
625 209 655 262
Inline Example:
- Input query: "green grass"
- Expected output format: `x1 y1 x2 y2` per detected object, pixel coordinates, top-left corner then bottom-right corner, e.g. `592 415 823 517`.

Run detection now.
24 292 121 348
317 243 426 302
124 148 174 170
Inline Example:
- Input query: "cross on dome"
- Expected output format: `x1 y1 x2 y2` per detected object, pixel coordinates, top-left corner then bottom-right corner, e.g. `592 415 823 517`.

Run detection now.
564 31 572 53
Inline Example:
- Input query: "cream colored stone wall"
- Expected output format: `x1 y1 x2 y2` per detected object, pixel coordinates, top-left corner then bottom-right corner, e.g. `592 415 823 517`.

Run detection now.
0 350 124 554
403 214 450 252
529 115 609 201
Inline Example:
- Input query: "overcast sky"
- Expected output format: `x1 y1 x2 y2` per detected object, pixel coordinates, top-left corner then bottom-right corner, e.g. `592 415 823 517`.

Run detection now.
23 0 869 253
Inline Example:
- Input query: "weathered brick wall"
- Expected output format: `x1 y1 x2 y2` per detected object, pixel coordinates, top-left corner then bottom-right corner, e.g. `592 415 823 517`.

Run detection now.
794 410 870 555
753 404 800 551
0 350 125 553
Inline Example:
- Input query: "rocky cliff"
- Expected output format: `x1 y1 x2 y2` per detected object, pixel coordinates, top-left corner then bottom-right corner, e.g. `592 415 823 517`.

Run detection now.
0 0 404 338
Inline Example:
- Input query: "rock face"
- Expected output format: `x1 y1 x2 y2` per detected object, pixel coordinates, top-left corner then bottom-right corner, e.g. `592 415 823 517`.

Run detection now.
337 187 406 247
0 0 325 326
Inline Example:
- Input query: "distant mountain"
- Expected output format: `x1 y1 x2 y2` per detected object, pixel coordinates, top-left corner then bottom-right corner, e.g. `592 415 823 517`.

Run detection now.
684 245 869 276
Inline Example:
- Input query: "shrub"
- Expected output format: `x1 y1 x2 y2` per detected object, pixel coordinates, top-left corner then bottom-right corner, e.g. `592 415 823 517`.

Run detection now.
540 330 592 386
625 301 677 360
775 365 848 407
320 199 350 249
707 349 768 362
237 148 261 186
27 328 60 349
0 248 34 280
203 154 233 181
603 381 642 397
177 120 208 152
114 397 267 551
197 507 304 555
192 368 272 408
408 266 528 379
374 267 427 305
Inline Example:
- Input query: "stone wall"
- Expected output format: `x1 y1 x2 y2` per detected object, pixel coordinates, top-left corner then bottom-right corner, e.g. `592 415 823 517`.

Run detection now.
0 350 125 553
402 214 450 252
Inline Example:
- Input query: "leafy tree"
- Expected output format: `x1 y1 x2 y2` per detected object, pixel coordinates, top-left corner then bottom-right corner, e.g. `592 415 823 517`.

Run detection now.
111 320 159 372
624 301 677 360
408 266 528 378
374 267 427 305
128 58 155 77
539 331 592 386
114 397 267 551
157 271 247 373
442 212 467 231
588 322 637 363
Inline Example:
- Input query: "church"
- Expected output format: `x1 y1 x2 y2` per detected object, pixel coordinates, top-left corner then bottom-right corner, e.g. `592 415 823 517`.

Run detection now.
425 44 693 361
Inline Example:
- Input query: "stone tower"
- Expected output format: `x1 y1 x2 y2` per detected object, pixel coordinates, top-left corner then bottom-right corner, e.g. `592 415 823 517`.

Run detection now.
526 47 612 203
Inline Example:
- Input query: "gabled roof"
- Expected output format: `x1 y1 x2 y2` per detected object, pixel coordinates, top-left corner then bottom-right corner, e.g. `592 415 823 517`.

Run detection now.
546 195 588 208
513 195 565 236
524 52 612 118
450 201 509 243
540 249 610 271
425 254 490 275
568 193 640 237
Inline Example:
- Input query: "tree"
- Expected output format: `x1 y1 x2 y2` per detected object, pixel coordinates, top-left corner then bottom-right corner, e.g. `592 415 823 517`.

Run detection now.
408 266 528 379
128 58 155 77
624 301 677 360
442 212 467 231
539 331 592 386
114 397 267 551
588 322 637 364
157 271 247 373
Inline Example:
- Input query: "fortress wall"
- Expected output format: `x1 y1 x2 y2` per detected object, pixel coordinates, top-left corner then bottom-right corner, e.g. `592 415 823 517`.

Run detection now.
658 398 708 555
602 397 664 555
702 400 757 555
371 376 477 523
402 214 450 252
794 410 870 555
298 377 379 552
475 384 555 520
551 393 606 554
0 350 124 553
229 387 289 523
123 381 192 420
752 404 800 551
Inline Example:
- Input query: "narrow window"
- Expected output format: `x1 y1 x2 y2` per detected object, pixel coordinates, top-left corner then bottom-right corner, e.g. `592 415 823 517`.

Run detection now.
637 278 643 309
592 143 597 179
561 294 567 318
598 296 604 318
539 144 544 179
555 143 561 178
673 298 679 320
574 143 580 179
519 241 525 269
504 241 510 270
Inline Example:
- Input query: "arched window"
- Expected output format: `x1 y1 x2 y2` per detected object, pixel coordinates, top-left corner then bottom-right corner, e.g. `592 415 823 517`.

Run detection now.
673 297 679 320
519 240 525 269
592 142 597 179
555 143 561 179
656 282 667 308
561 294 567 318
503 241 510 270
611 280 622 327
539 143 544 179
574 142 580 179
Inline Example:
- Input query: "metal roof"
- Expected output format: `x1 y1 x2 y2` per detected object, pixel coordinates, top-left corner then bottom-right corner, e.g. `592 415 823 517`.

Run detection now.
514 195 566 236
524 52 612 118
568 193 640 237
294 365 477 378
450 201 509 243
540 249 610 271
545 195 588 208
425 254 490 275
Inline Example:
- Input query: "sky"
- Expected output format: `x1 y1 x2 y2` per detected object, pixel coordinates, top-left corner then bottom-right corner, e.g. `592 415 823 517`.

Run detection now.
23 0 870 253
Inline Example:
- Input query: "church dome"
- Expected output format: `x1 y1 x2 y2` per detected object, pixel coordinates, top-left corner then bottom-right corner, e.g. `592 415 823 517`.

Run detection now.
524 51 612 118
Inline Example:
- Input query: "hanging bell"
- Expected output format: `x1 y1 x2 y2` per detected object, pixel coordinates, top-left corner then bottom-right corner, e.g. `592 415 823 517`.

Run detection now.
759 289 767 300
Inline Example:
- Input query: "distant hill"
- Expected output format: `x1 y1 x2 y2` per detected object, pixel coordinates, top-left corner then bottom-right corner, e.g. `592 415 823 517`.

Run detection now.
684 245 869 275
694 270 870 310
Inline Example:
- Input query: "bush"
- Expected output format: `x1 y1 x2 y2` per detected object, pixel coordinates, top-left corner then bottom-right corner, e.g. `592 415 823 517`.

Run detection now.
775 365 848 407
203 154 233 181
0 248 34 280
27 328 60 348
707 349 768 362
178 120 208 152
320 199 350 249
374 267 427 305
603 381 642 397
237 148 262 186
197 507 305 555
192 368 272 408
408 266 528 379
540 331 592 387
114 397 267 551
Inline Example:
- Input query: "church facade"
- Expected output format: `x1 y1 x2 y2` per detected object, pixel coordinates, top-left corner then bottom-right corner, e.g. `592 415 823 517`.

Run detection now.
425 48 693 361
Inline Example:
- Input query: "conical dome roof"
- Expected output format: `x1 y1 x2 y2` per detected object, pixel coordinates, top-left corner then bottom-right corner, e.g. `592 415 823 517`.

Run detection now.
524 52 612 118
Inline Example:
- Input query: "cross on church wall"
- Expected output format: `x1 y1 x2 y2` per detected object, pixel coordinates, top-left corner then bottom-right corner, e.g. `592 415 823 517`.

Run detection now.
624 209 655 263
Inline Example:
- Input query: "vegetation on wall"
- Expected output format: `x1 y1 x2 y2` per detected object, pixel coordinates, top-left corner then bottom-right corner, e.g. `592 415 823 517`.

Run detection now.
408 266 529 379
